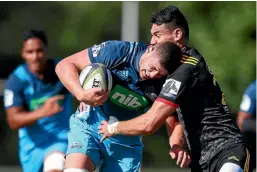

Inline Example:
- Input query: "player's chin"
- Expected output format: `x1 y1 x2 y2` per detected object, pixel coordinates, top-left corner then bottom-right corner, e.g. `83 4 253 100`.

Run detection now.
140 73 149 80
140 76 148 80
32 64 42 71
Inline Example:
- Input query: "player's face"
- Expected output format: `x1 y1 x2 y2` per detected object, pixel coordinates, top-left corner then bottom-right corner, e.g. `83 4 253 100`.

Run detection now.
150 24 181 45
22 38 47 74
140 45 168 80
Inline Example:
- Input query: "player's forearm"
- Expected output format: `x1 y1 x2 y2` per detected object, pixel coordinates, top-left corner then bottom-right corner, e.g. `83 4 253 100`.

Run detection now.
166 116 179 137
109 102 175 136
55 60 84 101
166 116 184 147
169 124 185 147
117 113 153 135
7 108 45 130
117 106 170 135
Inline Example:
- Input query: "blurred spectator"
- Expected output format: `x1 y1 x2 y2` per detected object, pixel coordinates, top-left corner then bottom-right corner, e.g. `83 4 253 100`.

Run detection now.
3 30 73 172
237 80 256 172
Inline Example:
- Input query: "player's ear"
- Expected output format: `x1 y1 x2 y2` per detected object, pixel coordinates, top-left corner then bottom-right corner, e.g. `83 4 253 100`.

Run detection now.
173 28 183 41
21 47 26 60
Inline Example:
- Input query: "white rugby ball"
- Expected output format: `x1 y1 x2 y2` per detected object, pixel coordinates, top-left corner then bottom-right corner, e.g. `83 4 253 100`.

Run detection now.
79 63 112 91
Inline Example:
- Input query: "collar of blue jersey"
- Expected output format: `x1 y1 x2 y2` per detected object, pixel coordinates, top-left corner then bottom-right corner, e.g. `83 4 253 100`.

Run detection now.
24 59 55 81
24 63 39 80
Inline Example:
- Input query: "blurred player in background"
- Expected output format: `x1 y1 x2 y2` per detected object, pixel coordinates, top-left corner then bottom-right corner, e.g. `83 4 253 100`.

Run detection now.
3 30 73 172
55 40 187 172
237 80 256 171
98 5 250 172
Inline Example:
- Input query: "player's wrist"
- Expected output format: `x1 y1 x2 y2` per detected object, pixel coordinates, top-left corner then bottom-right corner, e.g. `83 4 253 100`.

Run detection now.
107 122 120 135
170 137 185 148
37 107 48 118
75 88 88 102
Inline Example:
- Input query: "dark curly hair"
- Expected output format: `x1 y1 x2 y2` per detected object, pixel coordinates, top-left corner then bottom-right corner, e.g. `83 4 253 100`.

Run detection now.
151 5 189 40
23 29 48 47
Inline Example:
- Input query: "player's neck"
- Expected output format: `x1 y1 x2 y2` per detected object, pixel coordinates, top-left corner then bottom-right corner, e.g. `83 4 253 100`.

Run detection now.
176 40 187 50
28 61 48 80
30 69 45 80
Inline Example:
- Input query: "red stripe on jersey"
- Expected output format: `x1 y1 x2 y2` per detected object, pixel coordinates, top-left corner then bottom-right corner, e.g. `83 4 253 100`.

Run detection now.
156 97 179 108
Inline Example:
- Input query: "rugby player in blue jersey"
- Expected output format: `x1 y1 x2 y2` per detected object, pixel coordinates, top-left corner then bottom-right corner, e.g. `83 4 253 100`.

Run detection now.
237 80 256 172
4 30 73 172
56 40 184 172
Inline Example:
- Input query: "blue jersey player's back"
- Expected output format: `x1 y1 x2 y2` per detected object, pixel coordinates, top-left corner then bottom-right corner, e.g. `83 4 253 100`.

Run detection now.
4 59 73 172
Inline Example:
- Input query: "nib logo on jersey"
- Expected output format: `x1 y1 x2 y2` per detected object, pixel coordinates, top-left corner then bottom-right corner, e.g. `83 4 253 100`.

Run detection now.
112 93 140 107
109 85 149 110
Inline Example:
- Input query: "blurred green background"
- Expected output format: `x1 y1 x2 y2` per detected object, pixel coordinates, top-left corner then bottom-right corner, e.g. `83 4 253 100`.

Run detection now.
0 1 255 171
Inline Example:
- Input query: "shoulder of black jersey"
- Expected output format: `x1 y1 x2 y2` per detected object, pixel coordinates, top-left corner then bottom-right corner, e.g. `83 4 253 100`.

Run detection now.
181 46 204 66
180 55 199 66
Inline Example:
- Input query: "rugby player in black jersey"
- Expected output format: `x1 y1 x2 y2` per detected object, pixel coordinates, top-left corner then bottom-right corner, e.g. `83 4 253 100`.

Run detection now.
98 5 250 172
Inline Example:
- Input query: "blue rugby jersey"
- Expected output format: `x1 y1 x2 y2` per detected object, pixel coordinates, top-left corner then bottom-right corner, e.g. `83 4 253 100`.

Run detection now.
240 80 256 117
88 41 152 121
4 59 73 159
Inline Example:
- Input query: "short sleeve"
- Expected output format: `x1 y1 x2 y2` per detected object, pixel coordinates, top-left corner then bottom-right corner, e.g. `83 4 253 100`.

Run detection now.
239 81 256 116
4 73 25 108
156 63 195 108
88 41 131 68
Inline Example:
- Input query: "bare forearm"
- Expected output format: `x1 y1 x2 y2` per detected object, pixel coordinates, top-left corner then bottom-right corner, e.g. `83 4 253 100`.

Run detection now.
166 116 184 146
55 60 84 100
169 124 184 147
117 102 174 135
117 113 152 135
100 102 177 142
166 116 179 137
7 109 44 130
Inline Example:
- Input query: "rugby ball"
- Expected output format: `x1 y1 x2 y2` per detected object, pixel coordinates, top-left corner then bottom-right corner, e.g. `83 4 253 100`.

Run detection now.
79 63 112 91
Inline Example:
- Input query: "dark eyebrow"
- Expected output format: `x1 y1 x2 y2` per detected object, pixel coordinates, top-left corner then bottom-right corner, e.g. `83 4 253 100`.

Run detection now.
151 29 159 35
154 31 160 35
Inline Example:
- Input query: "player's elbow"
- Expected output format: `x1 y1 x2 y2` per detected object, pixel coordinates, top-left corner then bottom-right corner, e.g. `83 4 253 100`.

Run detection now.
9 124 19 130
6 114 21 130
55 61 63 78
55 59 70 78
7 119 20 130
